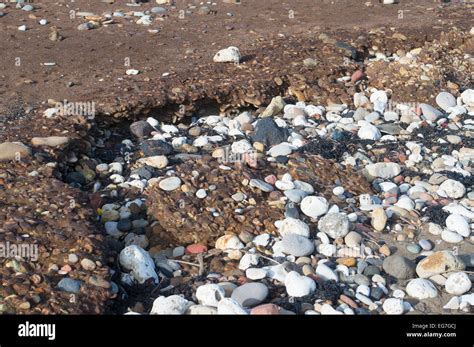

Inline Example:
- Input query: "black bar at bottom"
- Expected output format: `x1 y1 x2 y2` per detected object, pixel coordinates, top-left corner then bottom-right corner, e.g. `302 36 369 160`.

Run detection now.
0 315 471 346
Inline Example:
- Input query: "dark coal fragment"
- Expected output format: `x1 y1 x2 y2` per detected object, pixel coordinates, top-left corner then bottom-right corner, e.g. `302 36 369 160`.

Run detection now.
331 130 352 141
136 166 153 180
370 287 384 301
65 171 86 185
117 219 132 232
140 139 174 156
355 307 371 315
335 40 358 60
275 155 289 164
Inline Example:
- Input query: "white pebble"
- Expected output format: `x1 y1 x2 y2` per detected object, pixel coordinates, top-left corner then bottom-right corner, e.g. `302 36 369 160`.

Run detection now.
315 263 338 282
284 271 316 297
300 196 329 218
151 295 189 315
406 278 438 300
196 284 226 307
446 214 470 237
445 272 472 295
213 46 241 64
277 218 310 238
196 189 207 199
439 179 466 199
383 298 405 315
119 245 158 284
441 229 464 243
217 298 247 314
245 268 267 280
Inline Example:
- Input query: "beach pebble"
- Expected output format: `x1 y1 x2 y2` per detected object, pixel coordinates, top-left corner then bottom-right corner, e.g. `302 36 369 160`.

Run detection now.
268 143 293 157
441 229 464 243
317 213 350 239
159 177 182 191
418 239 432 251
186 305 218 315
383 255 416 279
196 284 226 307
382 298 405 315
366 162 401 179
436 92 457 111
80 258 96 271
420 103 443 121
249 179 274 192
250 304 280 315
196 189 207 199
31 136 70 147
246 268 267 280
119 245 159 284
251 118 289 147
461 89 474 106
344 231 362 247
316 263 339 282
406 278 438 299
284 271 316 297
231 139 252 154
57 278 82 294
300 196 329 218
130 120 154 138
446 214 470 237
318 243 337 257
0 142 31 161
277 218 310 238
284 189 308 203
371 207 387 231
407 244 421 254
213 46 241 64
232 192 246 202
138 155 168 169
215 234 244 250
172 246 185 258
217 298 247 314
443 296 460 310
151 295 189 315
239 253 260 270
370 90 388 113
439 179 466 199
416 251 465 278
231 282 268 308
321 304 343 315
279 234 315 257
358 123 381 140
445 272 472 295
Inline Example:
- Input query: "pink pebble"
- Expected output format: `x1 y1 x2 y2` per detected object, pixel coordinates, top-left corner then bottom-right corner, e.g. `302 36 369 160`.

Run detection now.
264 175 277 185
251 304 281 315
185 244 207 254
60 265 72 273
351 70 365 83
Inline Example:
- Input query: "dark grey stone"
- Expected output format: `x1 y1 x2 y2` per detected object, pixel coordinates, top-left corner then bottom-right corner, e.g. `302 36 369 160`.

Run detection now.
140 139 173 156
130 121 154 138
251 118 289 147
382 255 416 280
